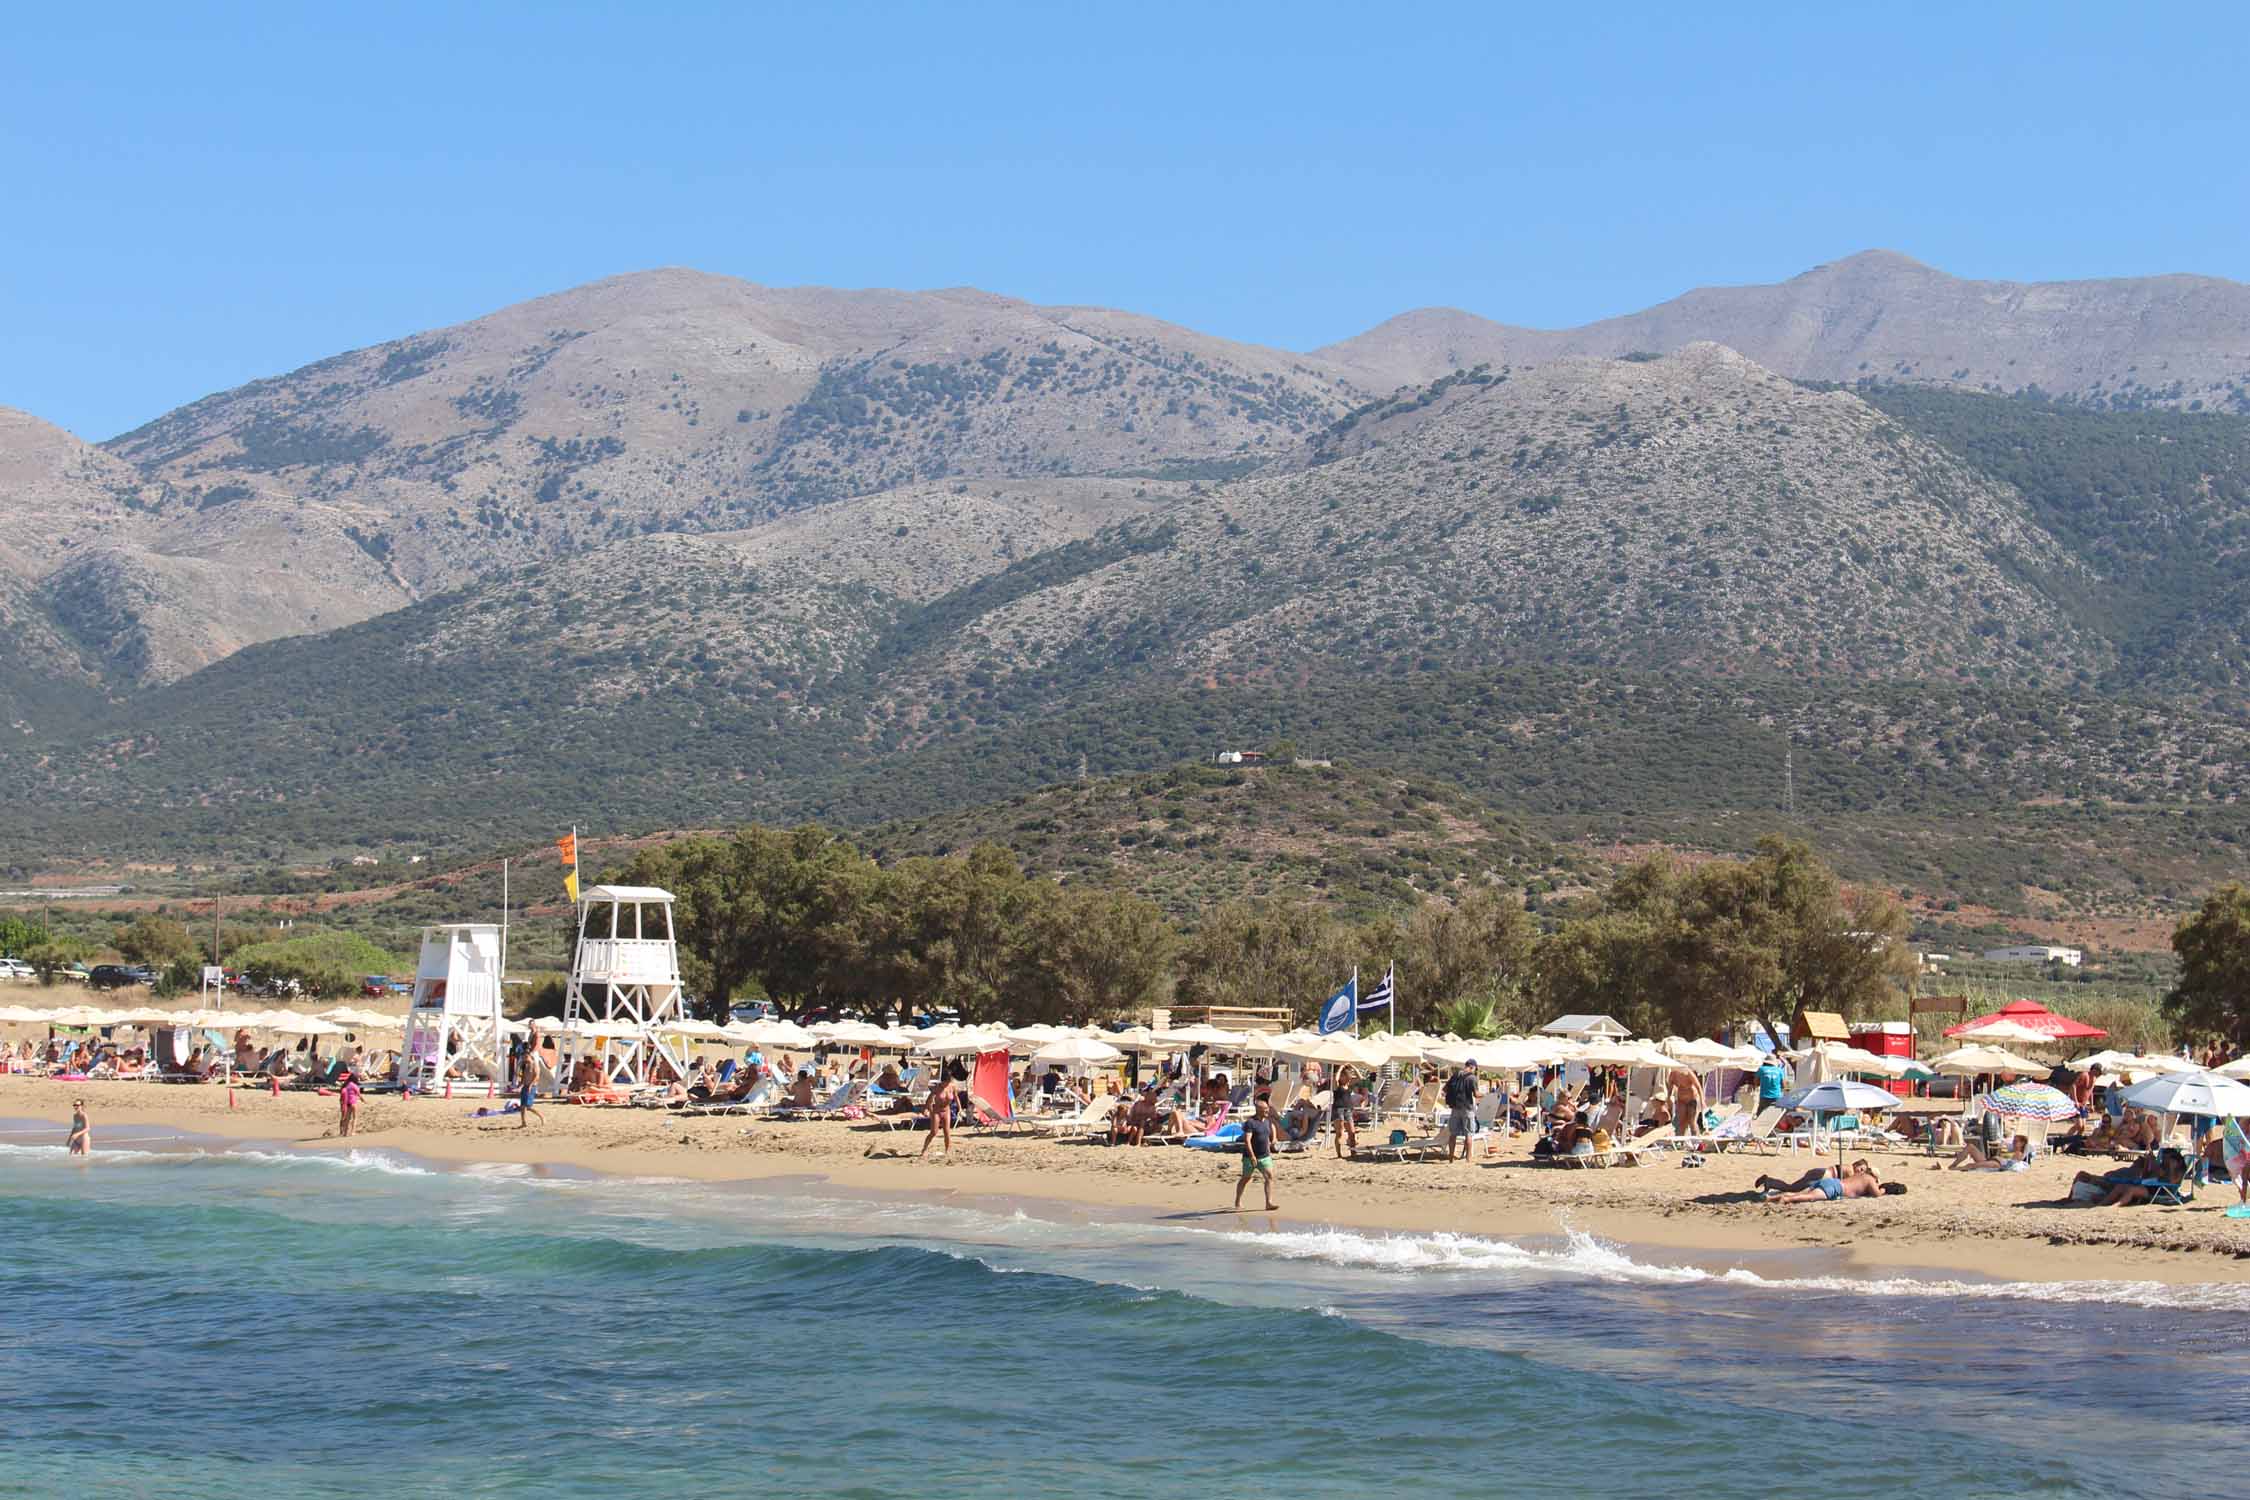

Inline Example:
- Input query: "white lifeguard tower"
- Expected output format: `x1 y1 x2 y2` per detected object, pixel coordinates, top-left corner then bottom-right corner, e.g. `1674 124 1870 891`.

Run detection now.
400 923 506 1093
561 885 689 1087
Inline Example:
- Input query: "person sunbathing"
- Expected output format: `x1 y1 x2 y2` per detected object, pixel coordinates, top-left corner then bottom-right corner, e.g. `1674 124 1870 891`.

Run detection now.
2073 1150 2185 1207
1948 1133 2033 1172
1634 1099 1673 1138
1110 1090 1162 1146
1756 1161 1872 1197
1280 1097 1320 1145
784 1069 818 1109
1769 1166 1892 1203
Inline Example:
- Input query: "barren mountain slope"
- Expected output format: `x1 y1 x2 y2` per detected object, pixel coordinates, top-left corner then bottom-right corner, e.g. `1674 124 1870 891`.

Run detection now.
0 407 402 702
104 269 1360 606
1320 252 2250 408
901 344 2107 706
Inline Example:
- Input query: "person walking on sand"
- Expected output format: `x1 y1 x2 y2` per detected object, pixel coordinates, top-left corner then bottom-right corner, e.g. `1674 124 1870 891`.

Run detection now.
516 1060 544 1130
66 1099 90 1157
338 1070 361 1138
1234 1099 1279 1212
918 1061 964 1162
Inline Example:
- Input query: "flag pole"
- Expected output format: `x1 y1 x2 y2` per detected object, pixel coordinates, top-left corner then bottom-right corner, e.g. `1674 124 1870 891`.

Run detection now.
500 857 510 979
1389 961 1396 1034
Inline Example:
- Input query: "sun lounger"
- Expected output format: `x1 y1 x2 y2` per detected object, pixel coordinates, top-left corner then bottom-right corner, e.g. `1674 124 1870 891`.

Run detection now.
673 1079 778 1117
1355 1128 1447 1162
1034 1096 1120 1139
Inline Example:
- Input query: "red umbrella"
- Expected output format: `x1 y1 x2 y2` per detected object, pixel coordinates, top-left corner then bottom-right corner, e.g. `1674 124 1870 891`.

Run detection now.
1942 998 2106 1040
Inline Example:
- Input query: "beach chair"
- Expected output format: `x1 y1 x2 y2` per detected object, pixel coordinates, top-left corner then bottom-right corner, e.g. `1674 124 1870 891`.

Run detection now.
2150 1174 2197 1208
1710 1106 1784 1154
774 1079 862 1118
1465 1090 1506 1155
1039 1095 1121 1140
1367 1079 1410 1123
1356 1128 1447 1163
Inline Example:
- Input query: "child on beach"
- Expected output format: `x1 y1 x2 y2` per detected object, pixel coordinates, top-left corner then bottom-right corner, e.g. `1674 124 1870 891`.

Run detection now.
66 1100 90 1156
338 1070 361 1137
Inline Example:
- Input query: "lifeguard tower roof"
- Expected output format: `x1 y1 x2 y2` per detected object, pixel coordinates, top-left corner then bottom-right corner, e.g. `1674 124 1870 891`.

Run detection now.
581 885 674 902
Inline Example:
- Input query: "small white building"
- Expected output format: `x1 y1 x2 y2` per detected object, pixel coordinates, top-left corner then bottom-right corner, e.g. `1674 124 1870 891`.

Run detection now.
1982 945 2083 968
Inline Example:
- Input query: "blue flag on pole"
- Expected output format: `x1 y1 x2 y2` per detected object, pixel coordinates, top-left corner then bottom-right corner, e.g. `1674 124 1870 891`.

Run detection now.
1359 963 1394 1014
1317 976 1358 1034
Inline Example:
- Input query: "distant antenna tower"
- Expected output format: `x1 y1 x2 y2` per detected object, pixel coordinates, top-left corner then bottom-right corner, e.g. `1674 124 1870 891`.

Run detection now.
1783 734 1796 820
1077 753 1089 785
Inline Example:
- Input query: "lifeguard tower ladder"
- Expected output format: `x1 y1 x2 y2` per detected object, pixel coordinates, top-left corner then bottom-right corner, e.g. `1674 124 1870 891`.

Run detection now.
561 885 689 1087
400 923 505 1093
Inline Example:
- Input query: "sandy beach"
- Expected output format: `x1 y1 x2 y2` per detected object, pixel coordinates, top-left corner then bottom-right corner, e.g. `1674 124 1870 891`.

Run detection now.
8 1073 2247 1286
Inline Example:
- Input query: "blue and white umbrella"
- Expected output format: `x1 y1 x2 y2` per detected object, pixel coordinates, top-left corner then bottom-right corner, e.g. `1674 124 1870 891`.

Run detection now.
2121 1071 2250 1118
1784 1079 1900 1114
1979 1081 2081 1121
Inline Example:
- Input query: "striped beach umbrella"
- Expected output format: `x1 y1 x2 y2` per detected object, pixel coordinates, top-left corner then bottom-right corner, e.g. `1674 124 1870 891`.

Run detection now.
1979 1081 2080 1120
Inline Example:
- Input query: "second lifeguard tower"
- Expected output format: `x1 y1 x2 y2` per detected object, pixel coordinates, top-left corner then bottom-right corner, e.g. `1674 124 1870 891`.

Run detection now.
561 885 689 1086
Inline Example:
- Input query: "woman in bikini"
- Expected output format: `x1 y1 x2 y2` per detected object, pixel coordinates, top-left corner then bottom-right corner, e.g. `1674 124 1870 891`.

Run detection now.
918 1062 965 1162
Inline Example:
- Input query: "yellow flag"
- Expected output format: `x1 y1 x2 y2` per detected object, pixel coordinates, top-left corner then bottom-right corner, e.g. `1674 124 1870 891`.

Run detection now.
564 871 580 902
556 833 577 864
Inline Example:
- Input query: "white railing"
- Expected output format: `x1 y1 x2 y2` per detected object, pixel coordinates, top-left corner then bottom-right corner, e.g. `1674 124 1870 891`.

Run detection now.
573 938 679 984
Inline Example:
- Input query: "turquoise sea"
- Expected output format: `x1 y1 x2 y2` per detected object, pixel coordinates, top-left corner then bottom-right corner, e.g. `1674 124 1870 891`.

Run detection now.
3 1126 2247 1497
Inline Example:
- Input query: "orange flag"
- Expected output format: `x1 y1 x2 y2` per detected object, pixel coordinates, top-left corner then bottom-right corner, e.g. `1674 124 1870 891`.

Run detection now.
556 833 576 864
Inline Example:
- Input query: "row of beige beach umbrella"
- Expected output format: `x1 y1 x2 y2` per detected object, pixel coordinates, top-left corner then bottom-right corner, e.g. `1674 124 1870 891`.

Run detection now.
8 1001 2247 1081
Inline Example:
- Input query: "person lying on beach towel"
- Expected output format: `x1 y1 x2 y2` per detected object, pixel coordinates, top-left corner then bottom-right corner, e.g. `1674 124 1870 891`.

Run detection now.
1755 1161 1872 1197
1767 1166 1899 1204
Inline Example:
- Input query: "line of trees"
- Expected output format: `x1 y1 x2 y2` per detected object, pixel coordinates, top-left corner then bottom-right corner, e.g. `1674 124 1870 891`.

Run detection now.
613 829 1914 1040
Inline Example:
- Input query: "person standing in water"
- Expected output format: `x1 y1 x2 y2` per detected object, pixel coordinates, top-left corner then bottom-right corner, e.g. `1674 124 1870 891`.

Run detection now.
338 1070 361 1137
66 1099 90 1156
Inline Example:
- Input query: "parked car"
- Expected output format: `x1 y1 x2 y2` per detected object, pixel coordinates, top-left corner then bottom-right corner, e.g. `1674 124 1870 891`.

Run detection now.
362 975 394 998
60 964 93 984
0 958 35 981
730 1001 776 1023
88 964 144 990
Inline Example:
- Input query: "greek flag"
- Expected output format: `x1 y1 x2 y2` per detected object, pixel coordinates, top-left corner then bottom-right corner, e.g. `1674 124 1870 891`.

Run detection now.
1317 976 1358 1034
1360 964 1395 1014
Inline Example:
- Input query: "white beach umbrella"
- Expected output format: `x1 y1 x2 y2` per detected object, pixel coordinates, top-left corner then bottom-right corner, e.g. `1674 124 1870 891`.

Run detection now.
1276 1033 1384 1066
1927 1045 2045 1076
1572 1039 1678 1069
2067 1049 2150 1073
1105 1026 1164 1053
259 1011 347 1036
317 1006 408 1030
0 1004 48 1023
1662 1036 1760 1068
737 1018 819 1049
1951 1018 2062 1046
2120 1070 2250 1118
1151 1023 1248 1049
2217 1055 2250 1080
1030 1036 1124 1067
1357 1032 1428 1065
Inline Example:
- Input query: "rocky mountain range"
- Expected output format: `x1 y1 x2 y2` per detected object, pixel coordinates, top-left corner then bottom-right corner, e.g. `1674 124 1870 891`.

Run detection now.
1319 250 2250 409
6 251 2250 873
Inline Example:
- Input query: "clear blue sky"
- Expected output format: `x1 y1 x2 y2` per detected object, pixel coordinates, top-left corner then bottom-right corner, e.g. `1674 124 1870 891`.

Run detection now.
6 2 2246 440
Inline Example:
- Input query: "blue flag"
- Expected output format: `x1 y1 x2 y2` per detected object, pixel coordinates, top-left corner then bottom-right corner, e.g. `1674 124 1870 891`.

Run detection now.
1318 976 1358 1034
